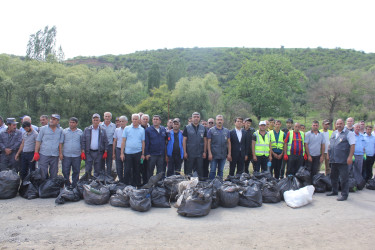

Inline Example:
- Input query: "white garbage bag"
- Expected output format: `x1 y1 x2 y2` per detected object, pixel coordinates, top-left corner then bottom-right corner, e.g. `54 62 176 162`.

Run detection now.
284 185 315 208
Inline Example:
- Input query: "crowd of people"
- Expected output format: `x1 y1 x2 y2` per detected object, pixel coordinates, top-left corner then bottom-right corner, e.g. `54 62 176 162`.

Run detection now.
0 112 373 202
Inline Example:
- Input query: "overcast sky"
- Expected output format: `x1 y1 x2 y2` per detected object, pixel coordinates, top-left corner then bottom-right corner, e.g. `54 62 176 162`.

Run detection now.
1 0 374 59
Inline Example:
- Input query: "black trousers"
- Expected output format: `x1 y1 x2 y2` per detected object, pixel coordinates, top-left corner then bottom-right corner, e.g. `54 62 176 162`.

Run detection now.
124 152 141 187
286 154 303 176
253 155 268 172
306 155 321 182
148 155 165 180
330 163 349 198
271 155 282 179
229 154 244 176
185 157 203 177
167 153 182 176
363 156 375 181
203 157 210 178
20 152 36 180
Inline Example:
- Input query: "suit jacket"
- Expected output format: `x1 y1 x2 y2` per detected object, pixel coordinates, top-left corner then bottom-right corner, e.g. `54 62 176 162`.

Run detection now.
230 128 248 158
81 125 108 153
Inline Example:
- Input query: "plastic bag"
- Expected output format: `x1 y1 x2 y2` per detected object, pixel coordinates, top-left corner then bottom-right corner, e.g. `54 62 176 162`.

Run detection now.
178 177 199 195
130 188 151 212
312 174 331 193
38 176 65 198
0 169 20 199
142 172 164 189
238 183 262 208
163 175 186 201
55 186 81 204
253 171 272 180
295 166 311 185
77 172 96 199
95 171 115 184
262 181 281 203
177 186 212 217
83 181 110 205
108 182 127 195
151 186 170 208
218 182 239 208
109 188 131 207
366 178 375 190
210 177 223 209
19 182 39 199
277 176 301 199
284 185 315 208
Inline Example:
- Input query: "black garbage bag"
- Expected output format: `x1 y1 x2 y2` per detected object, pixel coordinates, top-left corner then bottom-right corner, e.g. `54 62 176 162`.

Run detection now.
77 172 96 199
109 187 133 207
357 178 366 190
151 186 170 208
142 172 165 189
95 171 115 184
312 174 327 193
218 182 239 208
209 177 223 209
238 183 262 208
29 168 44 187
277 176 301 199
130 188 152 212
19 181 39 199
262 181 281 203
108 182 127 195
163 175 186 201
253 171 272 180
83 181 110 205
348 177 357 192
0 169 20 199
38 176 65 198
295 166 311 185
55 186 81 204
366 179 375 190
239 172 251 182
177 185 212 217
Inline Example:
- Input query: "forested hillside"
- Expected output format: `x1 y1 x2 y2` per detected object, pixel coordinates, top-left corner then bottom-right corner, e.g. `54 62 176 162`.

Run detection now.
1 47 375 128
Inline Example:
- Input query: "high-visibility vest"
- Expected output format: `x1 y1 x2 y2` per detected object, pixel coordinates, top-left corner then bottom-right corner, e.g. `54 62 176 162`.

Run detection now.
254 130 270 156
319 129 333 139
269 130 284 151
287 131 305 155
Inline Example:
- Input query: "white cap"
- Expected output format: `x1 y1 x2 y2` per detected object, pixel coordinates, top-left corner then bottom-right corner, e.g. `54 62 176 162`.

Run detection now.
259 121 267 126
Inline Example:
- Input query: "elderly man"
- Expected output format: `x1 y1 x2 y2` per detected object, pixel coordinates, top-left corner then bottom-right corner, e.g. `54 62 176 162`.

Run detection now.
320 119 333 175
39 115 49 127
59 117 83 187
100 112 116 175
183 112 207 178
0 118 22 171
145 115 167 179
252 121 272 172
344 117 354 132
81 114 108 177
208 115 231 179
363 125 375 181
166 118 184 176
140 113 150 185
327 119 355 201
19 116 39 134
350 123 366 188
113 116 128 183
121 114 145 187
283 123 306 176
33 114 63 179
305 120 326 181
15 121 38 180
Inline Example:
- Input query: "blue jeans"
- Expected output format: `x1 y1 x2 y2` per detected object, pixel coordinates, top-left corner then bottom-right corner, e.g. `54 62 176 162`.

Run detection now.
209 158 226 180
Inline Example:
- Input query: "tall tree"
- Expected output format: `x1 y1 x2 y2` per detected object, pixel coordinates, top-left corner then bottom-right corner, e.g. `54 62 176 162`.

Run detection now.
26 25 64 61
230 54 306 121
166 59 186 90
147 63 161 92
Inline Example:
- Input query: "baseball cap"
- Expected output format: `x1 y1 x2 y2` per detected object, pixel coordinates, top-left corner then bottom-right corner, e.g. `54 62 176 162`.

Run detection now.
6 118 18 125
323 119 330 124
51 114 60 120
92 113 100 119
259 121 266 126
173 118 180 123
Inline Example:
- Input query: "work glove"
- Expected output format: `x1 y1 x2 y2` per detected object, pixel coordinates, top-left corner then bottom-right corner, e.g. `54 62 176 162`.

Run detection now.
363 154 367 160
103 152 108 159
33 152 40 161
283 154 288 161
81 152 86 160
304 154 308 161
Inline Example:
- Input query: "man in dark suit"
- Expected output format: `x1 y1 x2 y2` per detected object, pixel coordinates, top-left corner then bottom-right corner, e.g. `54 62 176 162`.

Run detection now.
229 117 248 176
81 113 108 177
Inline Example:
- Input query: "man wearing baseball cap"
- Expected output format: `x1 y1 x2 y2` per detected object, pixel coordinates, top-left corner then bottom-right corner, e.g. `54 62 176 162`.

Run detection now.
252 121 272 172
33 114 63 179
319 119 333 175
0 118 22 171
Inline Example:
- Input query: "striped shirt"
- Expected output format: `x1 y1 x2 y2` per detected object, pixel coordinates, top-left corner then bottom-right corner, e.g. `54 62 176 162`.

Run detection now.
284 131 304 155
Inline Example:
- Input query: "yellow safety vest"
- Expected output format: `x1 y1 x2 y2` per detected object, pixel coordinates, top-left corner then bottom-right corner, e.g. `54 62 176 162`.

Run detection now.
269 130 284 151
287 131 305 155
255 130 270 156
319 129 333 139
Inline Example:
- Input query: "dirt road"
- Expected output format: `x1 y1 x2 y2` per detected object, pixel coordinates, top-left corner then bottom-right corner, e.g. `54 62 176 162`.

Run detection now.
1 189 374 249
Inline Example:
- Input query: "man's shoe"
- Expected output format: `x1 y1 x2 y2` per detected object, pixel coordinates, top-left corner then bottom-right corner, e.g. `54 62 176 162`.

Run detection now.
326 192 338 196
337 196 348 201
